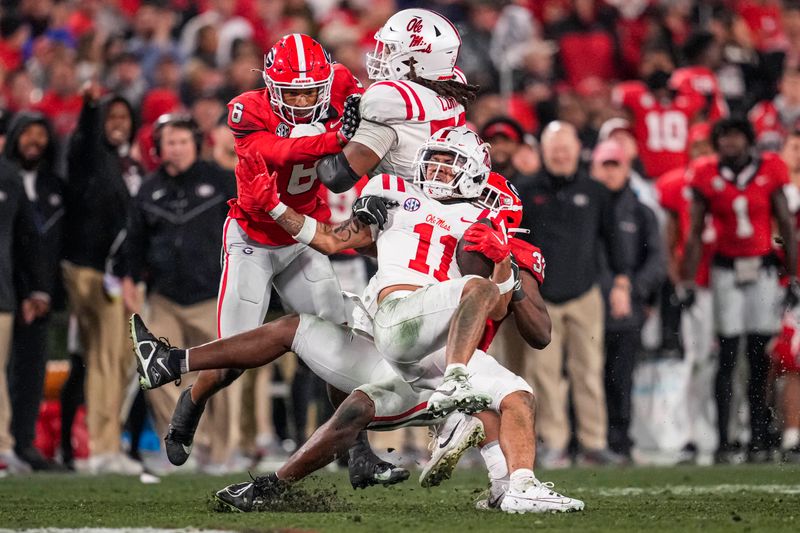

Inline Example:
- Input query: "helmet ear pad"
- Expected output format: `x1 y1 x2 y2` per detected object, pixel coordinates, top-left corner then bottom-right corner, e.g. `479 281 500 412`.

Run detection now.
152 114 203 158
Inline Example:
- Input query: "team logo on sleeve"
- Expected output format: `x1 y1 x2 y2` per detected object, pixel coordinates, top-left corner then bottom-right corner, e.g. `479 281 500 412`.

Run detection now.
276 123 290 137
404 197 421 211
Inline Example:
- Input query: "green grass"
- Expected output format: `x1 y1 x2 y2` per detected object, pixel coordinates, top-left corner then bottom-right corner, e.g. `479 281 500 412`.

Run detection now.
1 466 800 532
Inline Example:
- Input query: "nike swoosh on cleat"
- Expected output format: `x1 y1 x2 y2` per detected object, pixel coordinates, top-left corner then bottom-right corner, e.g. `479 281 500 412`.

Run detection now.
181 444 192 455
438 420 462 449
156 358 171 377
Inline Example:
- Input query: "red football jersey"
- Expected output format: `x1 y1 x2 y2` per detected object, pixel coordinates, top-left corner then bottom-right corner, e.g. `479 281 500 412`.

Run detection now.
612 81 704 178
478 238 545 351
689 153 789 258
670 66 728 122
656 164 716 287
226 63 364 246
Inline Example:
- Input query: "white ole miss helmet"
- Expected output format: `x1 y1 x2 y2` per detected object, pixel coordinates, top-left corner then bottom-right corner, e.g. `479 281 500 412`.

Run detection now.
366 9 462 82
413 126 491 200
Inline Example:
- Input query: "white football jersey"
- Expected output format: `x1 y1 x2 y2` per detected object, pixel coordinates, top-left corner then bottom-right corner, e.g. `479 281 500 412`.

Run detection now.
360 80 466 178
361 174 485 297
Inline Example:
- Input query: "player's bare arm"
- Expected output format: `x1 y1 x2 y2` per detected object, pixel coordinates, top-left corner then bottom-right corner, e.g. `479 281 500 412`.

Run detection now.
510 271 551 349
680 193 708 283
772 187 798 278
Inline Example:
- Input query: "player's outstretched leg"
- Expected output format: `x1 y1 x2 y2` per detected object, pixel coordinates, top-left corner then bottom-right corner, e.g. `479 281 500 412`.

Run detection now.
215 391 376 512
131 313 299 465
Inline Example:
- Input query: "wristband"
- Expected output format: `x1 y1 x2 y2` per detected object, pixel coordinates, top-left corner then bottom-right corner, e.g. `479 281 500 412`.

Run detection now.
293 215 318 245
495 273 515 295
269 202 288 219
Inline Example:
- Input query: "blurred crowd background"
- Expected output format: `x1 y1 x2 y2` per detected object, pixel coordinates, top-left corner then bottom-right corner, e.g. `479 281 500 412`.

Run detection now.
2 0 800 477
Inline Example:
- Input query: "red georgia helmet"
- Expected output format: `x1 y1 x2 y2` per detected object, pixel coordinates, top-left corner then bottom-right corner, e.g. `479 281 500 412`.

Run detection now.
263 33 334 125
477 171 523 231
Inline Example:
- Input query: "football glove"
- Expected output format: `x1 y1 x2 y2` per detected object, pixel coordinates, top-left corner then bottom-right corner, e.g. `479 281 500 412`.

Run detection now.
236 150 280 212
337 94 361 144
784 278 800 309
464 223 511 263
352 195 397 230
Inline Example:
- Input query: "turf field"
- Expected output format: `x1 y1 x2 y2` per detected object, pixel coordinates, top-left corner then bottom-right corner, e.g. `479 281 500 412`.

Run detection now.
1 465 799 532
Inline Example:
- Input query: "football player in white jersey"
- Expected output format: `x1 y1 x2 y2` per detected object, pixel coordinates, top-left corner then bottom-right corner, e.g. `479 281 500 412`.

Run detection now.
131 128 585 514
317 8 480 191
260 126 514 413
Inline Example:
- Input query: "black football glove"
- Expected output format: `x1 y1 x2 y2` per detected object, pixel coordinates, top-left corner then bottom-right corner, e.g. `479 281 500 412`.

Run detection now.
674 284 696 309
784 278 800 309
352 195 397 230
510 253 526 302
339 94 361 142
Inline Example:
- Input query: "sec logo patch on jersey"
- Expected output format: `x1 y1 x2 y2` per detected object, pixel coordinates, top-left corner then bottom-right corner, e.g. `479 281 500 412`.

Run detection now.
276 123 290 138
404 197 421 211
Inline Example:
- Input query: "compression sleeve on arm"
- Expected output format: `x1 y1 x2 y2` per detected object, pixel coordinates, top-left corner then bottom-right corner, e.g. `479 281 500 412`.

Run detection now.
349 120 397 161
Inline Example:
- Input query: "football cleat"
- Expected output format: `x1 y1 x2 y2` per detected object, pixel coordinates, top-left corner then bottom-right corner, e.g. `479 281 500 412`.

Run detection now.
164 386 205 466
475 479 507 511
215 474 288 512
427 366 492 418
130 313 181 390
500 478 585 514
419 413 485 488
348 445 410 489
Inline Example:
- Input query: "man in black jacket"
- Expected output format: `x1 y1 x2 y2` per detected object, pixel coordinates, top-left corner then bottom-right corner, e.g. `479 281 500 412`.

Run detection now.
61 83 143 475
3 112 65 471
0 160 49 474
592 140 665 459
513 121 632 468
123 115 238 473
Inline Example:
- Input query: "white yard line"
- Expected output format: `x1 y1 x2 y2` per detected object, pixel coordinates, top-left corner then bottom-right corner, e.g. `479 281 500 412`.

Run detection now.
589 484 800 496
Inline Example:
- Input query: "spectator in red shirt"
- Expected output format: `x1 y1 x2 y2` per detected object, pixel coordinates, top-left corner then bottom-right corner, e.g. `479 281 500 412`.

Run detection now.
0 17 30 72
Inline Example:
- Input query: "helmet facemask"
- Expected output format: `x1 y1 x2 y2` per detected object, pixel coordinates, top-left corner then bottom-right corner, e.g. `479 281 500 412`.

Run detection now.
264 68 333 126
413 145 489 200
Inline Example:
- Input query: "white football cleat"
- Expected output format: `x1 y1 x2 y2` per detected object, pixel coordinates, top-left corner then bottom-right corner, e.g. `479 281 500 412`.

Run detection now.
419 413 485 487
427 366 492 417
500 478 585 514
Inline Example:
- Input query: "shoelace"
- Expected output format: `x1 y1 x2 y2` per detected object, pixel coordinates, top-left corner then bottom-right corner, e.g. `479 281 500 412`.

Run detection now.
538 480 566 497
157 336 181 386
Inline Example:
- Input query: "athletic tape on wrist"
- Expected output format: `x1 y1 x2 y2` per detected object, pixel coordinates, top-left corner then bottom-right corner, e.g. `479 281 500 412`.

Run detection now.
269 202 288 219
293 216 318 245
496 273 515 295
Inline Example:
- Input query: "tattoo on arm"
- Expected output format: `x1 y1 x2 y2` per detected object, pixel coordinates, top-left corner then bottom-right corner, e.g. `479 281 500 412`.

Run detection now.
331 217 369 243
275 210 307 236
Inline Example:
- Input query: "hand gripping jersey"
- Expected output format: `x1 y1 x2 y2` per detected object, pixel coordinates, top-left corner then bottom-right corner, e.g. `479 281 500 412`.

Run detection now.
361 174 484 293
656 163 717 287
355 79 466 178
227 63 363 245
612 80 704 178
689 152 789 258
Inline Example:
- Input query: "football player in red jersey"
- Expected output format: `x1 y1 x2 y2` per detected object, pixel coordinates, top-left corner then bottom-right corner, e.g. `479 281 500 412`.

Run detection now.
612 46 705 179
160 33 365 470
669 30 728 123
680 117 798 463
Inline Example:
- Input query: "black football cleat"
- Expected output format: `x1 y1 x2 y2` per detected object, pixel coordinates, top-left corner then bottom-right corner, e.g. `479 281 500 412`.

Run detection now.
215 474 288 512
130 314 181 390
165 386 205 466
348 445 410 489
